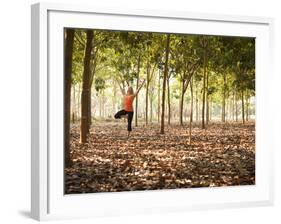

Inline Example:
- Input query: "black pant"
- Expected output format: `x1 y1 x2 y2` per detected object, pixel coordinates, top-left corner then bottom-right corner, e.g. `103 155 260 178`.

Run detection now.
114 110 134 132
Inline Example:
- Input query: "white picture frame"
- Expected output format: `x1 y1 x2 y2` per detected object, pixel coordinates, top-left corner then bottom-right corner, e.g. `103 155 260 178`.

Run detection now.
31 2 274 221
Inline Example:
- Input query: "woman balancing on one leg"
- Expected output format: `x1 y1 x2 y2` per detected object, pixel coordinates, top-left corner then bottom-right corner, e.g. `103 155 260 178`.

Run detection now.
114 79 146 138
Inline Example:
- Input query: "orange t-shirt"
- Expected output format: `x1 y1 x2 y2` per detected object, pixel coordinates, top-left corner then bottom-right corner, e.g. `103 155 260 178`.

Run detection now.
123 95 134 112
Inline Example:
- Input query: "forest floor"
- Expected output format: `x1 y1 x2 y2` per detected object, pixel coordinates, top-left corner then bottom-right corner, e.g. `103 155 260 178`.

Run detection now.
65 121 255 194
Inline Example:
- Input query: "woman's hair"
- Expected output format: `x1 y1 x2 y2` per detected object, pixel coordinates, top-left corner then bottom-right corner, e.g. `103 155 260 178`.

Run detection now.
127 86 134 95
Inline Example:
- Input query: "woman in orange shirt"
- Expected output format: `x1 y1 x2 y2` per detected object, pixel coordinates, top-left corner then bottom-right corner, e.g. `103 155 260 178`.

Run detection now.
114 79 145 137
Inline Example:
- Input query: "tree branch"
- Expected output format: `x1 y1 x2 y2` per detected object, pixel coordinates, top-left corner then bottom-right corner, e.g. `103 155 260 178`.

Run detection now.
74 32 85 48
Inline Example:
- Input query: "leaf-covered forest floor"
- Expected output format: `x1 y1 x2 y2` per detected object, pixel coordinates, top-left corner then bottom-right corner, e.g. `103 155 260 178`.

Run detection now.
65 121 255 194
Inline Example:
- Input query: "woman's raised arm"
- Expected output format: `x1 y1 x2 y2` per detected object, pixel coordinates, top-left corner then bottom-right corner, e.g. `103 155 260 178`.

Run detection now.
118 82 126 96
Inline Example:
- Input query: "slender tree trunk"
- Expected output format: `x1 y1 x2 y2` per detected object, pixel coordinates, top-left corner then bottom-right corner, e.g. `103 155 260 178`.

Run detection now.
225 98 228 121
229 99 231 121
113 80 117 115
165 80 168 122
145 82 149 125
225 99 228 122
135 55 141 127
209 99 212 121
80 30 93 144
206 70 209 125
241 90 245 124
150 92 153 123
160 34 170 134
189 78 193 144
71 85 76 123
235 89 238 122
246 91 249 121
222 73 226 122
196 87 199 122
191 94 193 122
64 29 74 168
232 91 235 121
72 113 75 123
157 69 161 123
167 77 171 125
87 32 96 131
145 64 150 126
201 47 207 129
87 88 91 130
179 80 184 126
157 70 161 123
104 94 106 117
199 100 201 122
77 84 81 120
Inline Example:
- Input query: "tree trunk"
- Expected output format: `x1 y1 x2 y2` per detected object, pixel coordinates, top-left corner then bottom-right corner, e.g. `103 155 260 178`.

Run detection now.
235 89 238 122
179 80 184 126
150 92 153 123
201 46 207 129
232 91 235 121
241 90 245 124
246 91 249 121
71 84 76 123
225 98 228 121
80 30 93 144
189 78 193 144
196 87 199 122
113 80 117 116
87 88 91 130
209 99 212 121
87 32 96 131
145 82 149 125
191 94 193 122
76 84 80 120
64 29 74 168
135 55 141 127
224 98 228 122
206 70 209 125
167 77 171 125
222 73 226 123
157 70 161 123
145 64 150 126
228 98 231 121
160 34 170 134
